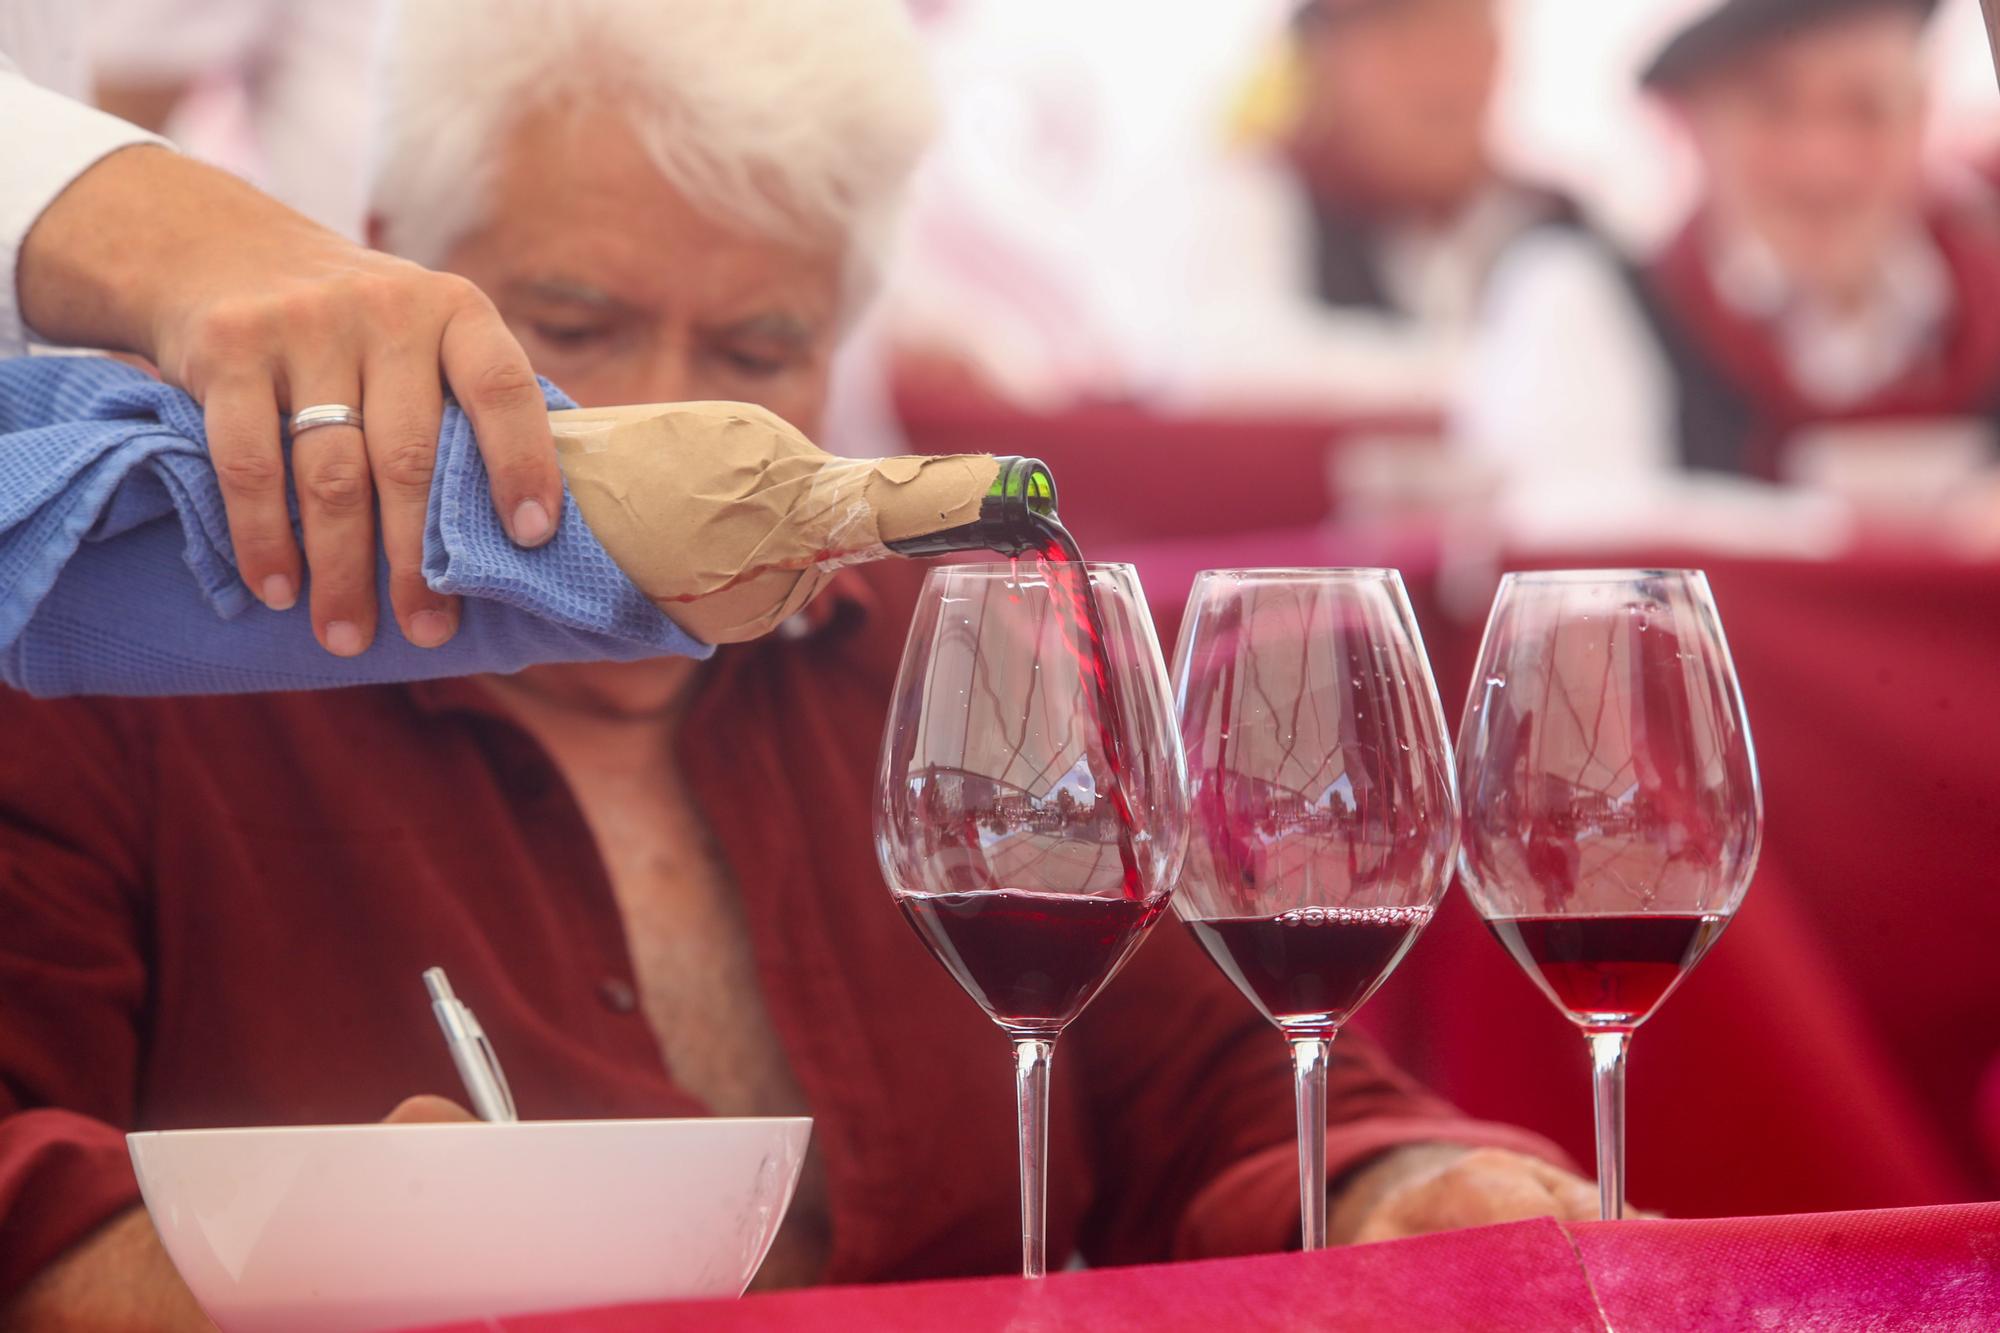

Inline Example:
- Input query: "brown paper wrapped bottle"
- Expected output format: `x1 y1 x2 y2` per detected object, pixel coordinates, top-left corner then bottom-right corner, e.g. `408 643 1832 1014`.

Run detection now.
549 402 1057 642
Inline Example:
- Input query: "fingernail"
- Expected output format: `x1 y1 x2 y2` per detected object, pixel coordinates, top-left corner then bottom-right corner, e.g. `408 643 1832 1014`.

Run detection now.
325 620 366 657
409 609 453 648
511 498 553 545
261 574 297 611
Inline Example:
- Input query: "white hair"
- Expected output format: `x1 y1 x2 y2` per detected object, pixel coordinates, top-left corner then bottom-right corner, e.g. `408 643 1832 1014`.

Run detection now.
367 0 938 302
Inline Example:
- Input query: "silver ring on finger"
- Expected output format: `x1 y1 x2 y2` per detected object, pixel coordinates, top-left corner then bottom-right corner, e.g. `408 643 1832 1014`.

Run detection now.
289 404 364 435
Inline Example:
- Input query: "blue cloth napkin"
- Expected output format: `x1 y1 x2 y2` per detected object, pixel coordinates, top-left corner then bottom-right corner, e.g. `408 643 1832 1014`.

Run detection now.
0 355 709 696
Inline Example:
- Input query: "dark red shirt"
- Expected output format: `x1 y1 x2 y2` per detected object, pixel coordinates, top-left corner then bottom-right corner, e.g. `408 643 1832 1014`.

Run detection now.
0 565 1559 1301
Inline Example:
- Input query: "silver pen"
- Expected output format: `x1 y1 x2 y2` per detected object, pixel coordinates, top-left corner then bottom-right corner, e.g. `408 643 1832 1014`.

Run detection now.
422 966 519 1123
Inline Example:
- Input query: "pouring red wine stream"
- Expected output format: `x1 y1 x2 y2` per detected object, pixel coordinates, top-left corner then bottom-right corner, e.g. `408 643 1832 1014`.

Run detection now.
1014 514 1148 901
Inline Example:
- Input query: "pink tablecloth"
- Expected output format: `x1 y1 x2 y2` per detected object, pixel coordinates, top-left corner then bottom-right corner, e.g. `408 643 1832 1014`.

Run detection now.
411 1202 2000 1332
407 410 2000 1327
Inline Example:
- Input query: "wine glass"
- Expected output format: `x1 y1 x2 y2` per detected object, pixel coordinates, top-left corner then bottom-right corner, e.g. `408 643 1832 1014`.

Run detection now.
875 561 1187 1277
1171 569 1457 1250
1455 569 1762 1220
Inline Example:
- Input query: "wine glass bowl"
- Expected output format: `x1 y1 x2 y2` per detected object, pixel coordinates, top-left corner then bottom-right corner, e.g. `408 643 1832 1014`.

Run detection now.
1171 569 1457 1248
1455 569 1762 1218
876 563 1184 916
875 560 1186 1274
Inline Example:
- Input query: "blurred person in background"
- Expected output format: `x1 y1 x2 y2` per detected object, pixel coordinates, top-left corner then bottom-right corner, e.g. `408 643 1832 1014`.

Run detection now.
89 0 379 237
1151 0 1591 415
1456 0 2000 547
875 0 1281 411
0 0 1600 1323
881 0 1587 419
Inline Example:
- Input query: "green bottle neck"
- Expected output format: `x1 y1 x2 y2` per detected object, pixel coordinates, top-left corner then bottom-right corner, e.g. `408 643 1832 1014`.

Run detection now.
885 456 1058 558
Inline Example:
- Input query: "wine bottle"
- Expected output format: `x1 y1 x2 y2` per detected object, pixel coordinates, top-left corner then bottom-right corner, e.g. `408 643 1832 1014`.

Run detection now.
549 401 1069 642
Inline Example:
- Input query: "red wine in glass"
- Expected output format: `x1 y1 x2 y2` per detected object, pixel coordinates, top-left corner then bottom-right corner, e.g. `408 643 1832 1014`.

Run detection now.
876 554 1186 1278
1486 913 1728 1028
1171 569 1458 1250
906 518 1151 1032
1455 570 1762 1222
898 889 1164 1031
1187 906 1432 1036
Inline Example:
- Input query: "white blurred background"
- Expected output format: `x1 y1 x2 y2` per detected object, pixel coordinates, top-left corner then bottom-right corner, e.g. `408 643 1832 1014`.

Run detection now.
91 0 2000 246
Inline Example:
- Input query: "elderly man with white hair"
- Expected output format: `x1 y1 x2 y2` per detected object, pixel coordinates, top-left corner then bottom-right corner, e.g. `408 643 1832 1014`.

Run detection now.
0 1 1598 1324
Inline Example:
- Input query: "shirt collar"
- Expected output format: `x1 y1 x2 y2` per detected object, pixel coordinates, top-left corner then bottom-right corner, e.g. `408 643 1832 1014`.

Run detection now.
1708 219 1951 330
1706 218 1954 405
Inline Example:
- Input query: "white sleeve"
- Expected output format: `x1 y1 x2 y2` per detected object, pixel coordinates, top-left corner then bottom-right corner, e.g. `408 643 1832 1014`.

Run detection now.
1452 230 1675 484
0 54 169 355
1149 156 1458 415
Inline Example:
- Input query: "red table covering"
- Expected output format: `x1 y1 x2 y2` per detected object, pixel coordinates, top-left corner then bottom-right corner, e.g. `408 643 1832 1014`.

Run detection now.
896 396 1434 548
397 413 2000 1328
410 1202 2000 1331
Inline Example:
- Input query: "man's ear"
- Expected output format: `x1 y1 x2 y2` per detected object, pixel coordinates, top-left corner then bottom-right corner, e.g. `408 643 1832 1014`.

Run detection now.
364 214 387 251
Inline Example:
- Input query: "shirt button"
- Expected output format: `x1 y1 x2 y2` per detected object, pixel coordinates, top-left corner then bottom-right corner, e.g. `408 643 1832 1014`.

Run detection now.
598 977 638 1014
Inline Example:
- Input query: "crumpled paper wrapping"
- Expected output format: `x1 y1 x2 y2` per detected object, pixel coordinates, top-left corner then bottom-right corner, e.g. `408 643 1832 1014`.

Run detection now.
551 401 1001 642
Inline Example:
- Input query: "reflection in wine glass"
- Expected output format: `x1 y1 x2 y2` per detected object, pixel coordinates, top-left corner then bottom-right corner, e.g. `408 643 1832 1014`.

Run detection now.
1456 569 1762 1220
1172 569 1457 1250
875 561 1187 1277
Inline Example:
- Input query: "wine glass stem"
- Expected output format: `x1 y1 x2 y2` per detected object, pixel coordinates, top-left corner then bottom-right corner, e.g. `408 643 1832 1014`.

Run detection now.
1587 1029 1630 1221
1289 1034 1333 1250
1011 1034 1056 1278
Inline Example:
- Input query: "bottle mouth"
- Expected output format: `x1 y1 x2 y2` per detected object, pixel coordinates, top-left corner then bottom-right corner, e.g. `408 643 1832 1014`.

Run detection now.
997 456 1057 517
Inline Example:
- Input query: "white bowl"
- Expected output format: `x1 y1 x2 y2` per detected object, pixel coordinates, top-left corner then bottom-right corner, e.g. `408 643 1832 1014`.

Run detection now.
128 1117 811 1333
